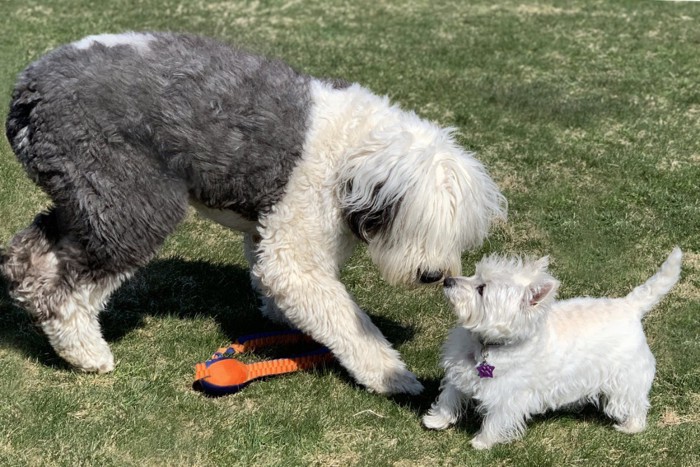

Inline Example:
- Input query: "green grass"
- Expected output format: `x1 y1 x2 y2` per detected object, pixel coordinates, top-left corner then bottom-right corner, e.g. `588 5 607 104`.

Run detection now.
1 0 699 465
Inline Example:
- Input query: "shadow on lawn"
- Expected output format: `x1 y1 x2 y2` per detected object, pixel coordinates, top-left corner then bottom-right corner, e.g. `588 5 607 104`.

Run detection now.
394 381 616 437
0 261 620 432
0 257 417 376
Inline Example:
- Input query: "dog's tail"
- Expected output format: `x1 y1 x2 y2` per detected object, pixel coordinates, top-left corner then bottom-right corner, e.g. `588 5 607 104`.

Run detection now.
625 247 682 318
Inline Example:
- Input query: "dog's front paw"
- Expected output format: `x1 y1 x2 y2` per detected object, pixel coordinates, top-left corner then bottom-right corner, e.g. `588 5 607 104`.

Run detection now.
470 434 495 450
422 410 455 430
50 335 115 373
363 367 424 395
71 348 115 374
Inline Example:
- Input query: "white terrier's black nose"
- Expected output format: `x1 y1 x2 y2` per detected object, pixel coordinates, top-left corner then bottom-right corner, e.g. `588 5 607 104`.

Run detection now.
419 270 444 284
443 277 456 288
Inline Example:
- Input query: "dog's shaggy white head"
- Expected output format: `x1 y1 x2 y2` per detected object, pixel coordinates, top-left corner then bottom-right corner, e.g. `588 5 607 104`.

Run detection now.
336 100 506 286
443 254 559 343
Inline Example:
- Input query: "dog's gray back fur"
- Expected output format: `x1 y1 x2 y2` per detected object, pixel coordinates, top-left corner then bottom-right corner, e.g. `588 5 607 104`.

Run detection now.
2 32 353 324
5 32 330 276
6 33 312 222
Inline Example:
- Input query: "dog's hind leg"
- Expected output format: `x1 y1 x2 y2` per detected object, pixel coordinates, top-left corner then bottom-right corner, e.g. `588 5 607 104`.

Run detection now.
600 355 654 434
604 380 652 434
605 392 649 434
2 161 188 372
2 210 128 372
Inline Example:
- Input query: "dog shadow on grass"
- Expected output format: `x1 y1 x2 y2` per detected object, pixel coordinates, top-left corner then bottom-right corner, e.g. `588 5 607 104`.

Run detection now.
0 257 417 383
394 383 616 438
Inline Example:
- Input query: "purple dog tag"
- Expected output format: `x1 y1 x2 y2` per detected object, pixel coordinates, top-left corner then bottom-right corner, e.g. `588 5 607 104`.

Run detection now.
476 361 495 378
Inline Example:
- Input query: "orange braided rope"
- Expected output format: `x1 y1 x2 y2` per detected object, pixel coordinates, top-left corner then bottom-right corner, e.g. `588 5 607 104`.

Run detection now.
245 353 333 380
212 331 314 357
194 330 333 395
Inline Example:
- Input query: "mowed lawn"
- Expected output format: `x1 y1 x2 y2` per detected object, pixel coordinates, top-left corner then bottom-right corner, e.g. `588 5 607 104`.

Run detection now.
0 1 698 466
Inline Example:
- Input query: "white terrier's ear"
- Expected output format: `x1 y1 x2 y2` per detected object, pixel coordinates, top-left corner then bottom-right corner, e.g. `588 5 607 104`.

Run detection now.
528 279 559 307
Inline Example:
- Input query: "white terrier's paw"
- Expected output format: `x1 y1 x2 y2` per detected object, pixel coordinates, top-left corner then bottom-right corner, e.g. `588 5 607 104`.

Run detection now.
422 411 455 430
614 417 646 434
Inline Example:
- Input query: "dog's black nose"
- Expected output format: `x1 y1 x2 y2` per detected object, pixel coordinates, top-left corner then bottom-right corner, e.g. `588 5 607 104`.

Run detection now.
443 277 456 288
419 270 445 284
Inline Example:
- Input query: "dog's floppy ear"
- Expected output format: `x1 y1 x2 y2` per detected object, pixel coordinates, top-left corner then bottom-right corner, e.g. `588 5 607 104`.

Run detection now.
337 132 413 243
342 180 403 242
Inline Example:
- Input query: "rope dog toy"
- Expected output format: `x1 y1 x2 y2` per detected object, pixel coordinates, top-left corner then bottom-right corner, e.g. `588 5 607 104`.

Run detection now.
193 330 333 395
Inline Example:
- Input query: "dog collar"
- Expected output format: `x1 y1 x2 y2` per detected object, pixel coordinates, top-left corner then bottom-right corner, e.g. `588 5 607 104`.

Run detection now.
478 337 505 347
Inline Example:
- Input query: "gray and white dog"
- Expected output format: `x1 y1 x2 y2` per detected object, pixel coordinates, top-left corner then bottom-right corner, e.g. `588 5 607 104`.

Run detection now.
2 32 505 394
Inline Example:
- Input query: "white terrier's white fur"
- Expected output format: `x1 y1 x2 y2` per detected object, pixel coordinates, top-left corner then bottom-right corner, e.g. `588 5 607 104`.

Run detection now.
423 248 682 449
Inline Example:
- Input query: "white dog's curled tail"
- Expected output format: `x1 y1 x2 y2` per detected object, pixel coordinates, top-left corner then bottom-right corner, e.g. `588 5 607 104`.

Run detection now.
626 247 682 318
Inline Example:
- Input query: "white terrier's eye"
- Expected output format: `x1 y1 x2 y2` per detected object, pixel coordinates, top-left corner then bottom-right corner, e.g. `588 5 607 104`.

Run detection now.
476 284 485 296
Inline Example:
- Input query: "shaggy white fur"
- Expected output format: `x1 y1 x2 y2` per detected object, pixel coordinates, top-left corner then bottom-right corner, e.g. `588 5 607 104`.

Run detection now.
3 33 505 395
423 248 682 448
188 79 505 393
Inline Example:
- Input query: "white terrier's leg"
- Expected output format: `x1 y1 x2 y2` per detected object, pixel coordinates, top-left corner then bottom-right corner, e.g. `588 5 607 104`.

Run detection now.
253 238 422 395
605 391 650 434
614 415 647 434
423 379 467 429
243 233 291 325
604 367 652 434
471 407 527 450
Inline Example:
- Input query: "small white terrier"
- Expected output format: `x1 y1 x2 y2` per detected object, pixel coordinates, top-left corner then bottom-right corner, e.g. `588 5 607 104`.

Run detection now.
423 248 682 449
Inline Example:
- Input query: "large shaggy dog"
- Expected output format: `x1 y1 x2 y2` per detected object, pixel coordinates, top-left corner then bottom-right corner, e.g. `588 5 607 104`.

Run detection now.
3 32 505 394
